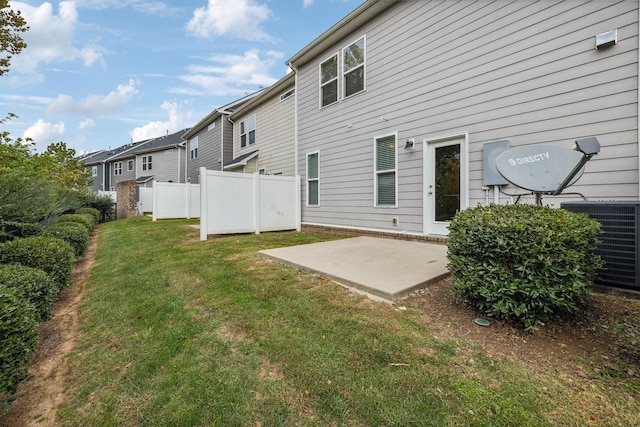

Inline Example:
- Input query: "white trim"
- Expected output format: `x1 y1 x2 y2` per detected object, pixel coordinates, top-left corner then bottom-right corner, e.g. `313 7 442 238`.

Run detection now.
318 51 339 109
306 150 320 206
423 132 469 236
342 34 366 100
373 131 398 208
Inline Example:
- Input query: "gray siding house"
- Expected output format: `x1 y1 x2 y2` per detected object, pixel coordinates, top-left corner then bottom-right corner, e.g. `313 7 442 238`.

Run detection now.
80 150 107 191
287 0 639 237
126 129 188 188
226 72 296 176
183 93 260 183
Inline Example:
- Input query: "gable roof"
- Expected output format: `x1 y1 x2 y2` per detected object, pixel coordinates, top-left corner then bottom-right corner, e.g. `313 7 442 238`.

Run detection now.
125 128 189 156
286 0 395 70
182 91 264 141
224 150 259 169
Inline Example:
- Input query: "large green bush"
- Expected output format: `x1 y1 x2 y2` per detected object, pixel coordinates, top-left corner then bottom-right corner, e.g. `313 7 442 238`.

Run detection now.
448 204 603 331
50 213 95 232
42 222 89 257
0 264 59 322
0 236 75 289
75 207 100 224
0 287 39 400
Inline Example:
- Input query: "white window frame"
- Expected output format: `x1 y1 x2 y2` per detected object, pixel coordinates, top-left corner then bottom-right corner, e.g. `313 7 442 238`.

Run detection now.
279 88 295 102
342 35 366 99
306 151 320 206
114 162 123 176
319 53 339 108
374 132 398 208
240 115 256 148
190 136 198 159
91 166 97 177
208 122 216 131
142 155 152 171
127 159 134 171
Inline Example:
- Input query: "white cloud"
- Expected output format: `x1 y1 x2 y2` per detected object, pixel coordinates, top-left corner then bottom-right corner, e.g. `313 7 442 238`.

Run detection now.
171 49 280 96
11 1 105 77
46 79 139 115
303 0 313 7
23 119 66 151
129 101 192 142
186 0 274 42
74 0 182 16
79 118 95 129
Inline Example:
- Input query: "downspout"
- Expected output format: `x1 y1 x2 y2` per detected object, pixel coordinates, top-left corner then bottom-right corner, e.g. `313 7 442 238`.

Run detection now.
227 114 236 172
289 65 299 176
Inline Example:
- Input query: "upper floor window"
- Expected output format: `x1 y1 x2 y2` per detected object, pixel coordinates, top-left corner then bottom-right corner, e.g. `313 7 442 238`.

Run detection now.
127 159 134 171
190 136 198 159
142 155 152 171
343 36 365 98
280 88 295 102
114 162 123 176
91 166 97 177
319 54 338 107
240 115 256 148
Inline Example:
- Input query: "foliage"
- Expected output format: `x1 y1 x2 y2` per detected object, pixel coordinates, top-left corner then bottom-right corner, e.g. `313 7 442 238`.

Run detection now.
42 222 89 257
50 213 95 232
0 220 41 243
0 236 74 289
448 204 603 331
0 263 58 322
75 207 100 224
0 286 38 401
0 0 28 77
77 191 115 222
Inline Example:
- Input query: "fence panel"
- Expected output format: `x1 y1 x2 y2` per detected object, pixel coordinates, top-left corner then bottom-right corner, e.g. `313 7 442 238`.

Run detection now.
152 182 200 220
200 168 300 240
139 187 153 214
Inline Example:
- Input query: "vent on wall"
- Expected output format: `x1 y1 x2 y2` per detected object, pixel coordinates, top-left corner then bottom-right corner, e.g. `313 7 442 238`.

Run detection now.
561 201 640 291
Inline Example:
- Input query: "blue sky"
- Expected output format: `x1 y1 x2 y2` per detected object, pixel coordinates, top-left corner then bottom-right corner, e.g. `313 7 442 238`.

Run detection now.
1 0 362 154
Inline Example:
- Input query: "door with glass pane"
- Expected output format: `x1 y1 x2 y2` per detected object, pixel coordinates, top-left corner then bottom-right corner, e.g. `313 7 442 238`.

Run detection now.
425 135 465 235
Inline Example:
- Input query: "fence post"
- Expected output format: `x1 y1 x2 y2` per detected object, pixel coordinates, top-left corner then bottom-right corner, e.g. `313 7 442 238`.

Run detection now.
199 167 208 241
295 175 301 232
253 172 260 234
186 182 191 220
152 180 158 221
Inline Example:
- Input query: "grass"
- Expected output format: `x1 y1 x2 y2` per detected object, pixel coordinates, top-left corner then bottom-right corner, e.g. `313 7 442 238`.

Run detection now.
57 217 640 426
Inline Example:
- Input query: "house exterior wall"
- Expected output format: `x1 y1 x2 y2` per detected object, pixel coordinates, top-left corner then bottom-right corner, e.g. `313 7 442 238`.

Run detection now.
86 164 106 191
110 157 136 191
136 147 184 184
232 83 296 176
295 0 639 236
186 116 230 183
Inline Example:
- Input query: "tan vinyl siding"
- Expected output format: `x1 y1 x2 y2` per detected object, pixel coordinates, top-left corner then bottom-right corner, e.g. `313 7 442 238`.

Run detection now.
232 84 296 176
296 0 638 234
137 149 183 184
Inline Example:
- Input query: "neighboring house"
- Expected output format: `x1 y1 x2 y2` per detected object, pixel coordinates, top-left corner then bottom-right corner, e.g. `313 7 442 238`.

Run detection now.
106 140 150 191
182 93 261 183
125 129 188 188
79 150 107 191
286 0 639 237
226 72 296 176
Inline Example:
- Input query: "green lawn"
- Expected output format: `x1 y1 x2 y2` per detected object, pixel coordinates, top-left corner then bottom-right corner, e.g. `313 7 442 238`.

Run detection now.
57 217 639 426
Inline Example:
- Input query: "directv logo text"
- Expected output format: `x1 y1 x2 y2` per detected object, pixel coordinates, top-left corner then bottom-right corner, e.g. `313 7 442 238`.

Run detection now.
507 152 550 167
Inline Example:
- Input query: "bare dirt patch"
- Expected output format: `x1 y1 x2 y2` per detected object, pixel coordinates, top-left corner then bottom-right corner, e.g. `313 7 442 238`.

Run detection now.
0 232 98 427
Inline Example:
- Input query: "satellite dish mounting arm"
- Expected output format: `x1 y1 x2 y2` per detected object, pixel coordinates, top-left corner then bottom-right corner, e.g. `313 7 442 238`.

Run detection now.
551 137 600 196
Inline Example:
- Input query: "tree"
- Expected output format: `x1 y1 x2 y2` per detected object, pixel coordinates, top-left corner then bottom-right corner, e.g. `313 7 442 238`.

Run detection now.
0 0 28 76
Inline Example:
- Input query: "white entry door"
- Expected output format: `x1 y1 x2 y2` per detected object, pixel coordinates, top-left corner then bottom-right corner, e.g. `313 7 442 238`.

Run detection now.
424 134 468 235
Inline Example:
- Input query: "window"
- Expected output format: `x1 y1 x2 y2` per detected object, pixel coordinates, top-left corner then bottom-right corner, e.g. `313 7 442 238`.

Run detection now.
208 122 216 131
127 159 134 171
190 136 198 159
142 155 152 171
307 152 319 206
240 115 256 148
91 166 97 177
343 36 365 98
375 134 397 207
280 88 295 102
114 162 123 176
258 168 266 175
319 54 338 107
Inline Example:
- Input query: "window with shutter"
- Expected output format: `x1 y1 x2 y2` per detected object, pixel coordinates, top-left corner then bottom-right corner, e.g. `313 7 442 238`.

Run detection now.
375 134 397 207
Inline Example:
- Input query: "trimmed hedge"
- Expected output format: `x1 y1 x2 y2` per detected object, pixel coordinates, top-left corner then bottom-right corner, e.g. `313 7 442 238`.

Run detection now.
42 222 89 257
0 287 39 399
0 264 59 322
75 207 100 224
0 236 75 289
448 204 603 331
50 213 95 232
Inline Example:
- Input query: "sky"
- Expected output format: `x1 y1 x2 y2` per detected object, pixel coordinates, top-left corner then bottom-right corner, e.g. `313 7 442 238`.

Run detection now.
1 0 363 154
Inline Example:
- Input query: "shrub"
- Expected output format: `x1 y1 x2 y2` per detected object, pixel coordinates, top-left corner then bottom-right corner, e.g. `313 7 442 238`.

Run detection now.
0 287 39 399
50 213 95 232
448 204 603 331
0 236 75 289
0 221 42 243
0 264 58 322
75 207 100 224
42 222 89 257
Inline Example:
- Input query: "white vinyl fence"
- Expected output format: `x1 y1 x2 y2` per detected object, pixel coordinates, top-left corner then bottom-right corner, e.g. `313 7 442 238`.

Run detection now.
151 181 201 220
97 190 116 202
199 168 301 240
138 187 153 214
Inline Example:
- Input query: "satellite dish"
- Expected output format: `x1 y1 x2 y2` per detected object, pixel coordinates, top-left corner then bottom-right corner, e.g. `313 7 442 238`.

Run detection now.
495 144 585 193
